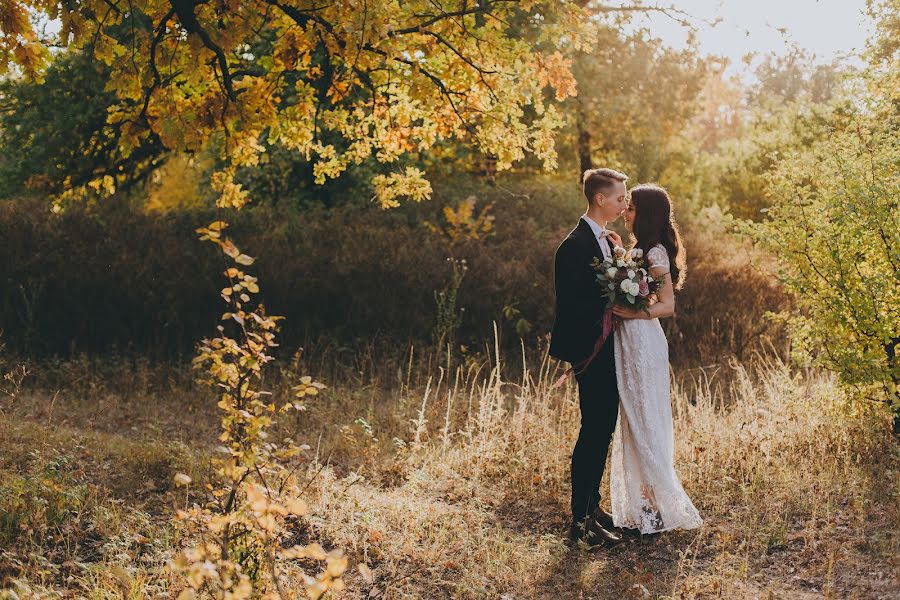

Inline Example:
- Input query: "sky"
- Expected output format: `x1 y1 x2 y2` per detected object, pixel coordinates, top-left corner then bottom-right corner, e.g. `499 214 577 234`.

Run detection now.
621 0 874 76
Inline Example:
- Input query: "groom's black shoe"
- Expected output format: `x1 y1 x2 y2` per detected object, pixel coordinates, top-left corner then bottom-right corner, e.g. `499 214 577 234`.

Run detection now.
568 518 623 550
586 517 623 547
590 508 616 531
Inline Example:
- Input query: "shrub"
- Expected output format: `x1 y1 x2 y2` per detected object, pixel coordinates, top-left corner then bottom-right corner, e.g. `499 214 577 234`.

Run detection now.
747 116 899 431
0 175 785 370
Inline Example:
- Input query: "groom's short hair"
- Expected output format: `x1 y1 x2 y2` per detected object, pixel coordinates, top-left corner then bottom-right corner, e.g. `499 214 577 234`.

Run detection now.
583 168 628 204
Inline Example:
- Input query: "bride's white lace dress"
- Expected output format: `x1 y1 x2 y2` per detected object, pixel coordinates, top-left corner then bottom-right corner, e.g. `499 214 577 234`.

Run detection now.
610 244 702 534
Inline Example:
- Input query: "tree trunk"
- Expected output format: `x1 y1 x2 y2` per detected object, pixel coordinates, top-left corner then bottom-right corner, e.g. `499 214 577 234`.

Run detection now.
576 96 592 177
886 338 899 436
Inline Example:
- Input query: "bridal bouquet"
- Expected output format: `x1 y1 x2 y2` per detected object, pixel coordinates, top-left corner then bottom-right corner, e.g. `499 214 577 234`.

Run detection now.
554 245 662 387
592 246 661 312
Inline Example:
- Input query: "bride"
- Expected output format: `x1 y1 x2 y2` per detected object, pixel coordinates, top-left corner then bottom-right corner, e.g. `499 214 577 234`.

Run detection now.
607 184 702 534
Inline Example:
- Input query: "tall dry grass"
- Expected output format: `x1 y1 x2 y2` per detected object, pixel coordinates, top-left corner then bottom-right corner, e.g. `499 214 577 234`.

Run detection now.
295 340 896 598
1 341 896 598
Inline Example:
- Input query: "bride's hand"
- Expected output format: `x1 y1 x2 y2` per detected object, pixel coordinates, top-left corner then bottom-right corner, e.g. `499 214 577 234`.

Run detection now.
611 305 647 320
606 231 623 247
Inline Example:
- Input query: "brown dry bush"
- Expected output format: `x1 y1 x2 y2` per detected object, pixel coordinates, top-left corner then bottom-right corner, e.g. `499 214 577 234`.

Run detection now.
0 176 786 373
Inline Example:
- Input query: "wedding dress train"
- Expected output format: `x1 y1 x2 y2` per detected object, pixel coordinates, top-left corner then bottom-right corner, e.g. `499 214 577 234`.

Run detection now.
610 244 702 534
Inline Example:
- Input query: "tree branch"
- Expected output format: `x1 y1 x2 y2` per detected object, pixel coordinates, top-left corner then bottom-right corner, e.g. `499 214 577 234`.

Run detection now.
138 7 176 124
169 0 238 100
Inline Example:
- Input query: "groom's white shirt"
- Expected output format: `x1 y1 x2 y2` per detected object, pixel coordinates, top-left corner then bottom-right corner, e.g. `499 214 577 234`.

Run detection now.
581 214 612 260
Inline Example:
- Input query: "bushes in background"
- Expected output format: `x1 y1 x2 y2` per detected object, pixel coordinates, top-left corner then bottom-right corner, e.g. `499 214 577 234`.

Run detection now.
0 176 785 368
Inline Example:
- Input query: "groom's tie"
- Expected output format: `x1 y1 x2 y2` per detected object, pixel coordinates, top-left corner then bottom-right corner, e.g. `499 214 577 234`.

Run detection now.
597 230 612 260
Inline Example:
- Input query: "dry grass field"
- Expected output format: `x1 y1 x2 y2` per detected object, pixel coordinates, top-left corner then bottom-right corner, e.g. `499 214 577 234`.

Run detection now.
1 343 897 599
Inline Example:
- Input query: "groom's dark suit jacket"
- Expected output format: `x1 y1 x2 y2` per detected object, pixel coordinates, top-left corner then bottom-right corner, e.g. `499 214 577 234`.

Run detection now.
549 218 610 365
551 218 620 527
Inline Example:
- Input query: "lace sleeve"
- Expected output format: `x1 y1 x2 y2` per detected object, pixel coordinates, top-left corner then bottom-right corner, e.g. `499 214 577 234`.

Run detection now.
646 245 670 272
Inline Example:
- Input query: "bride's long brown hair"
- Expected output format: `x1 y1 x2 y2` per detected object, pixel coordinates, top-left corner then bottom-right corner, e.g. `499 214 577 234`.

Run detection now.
629 184 686 290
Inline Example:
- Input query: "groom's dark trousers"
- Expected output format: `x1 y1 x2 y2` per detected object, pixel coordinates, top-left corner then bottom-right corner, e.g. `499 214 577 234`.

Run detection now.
549 218 620 528
571 334 619 526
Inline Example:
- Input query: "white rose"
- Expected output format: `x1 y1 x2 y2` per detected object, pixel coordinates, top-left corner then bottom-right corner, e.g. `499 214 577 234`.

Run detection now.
620 280 630 292
616 259 625 267
632 248 643 259
627 269 635 279
606 267 618 278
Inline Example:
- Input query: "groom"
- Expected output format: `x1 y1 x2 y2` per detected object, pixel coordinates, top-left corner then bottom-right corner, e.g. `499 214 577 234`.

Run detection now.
550 167 628 549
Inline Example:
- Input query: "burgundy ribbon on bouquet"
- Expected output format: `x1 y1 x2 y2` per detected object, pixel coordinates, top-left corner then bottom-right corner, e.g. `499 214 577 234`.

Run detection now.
553 309 619 389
